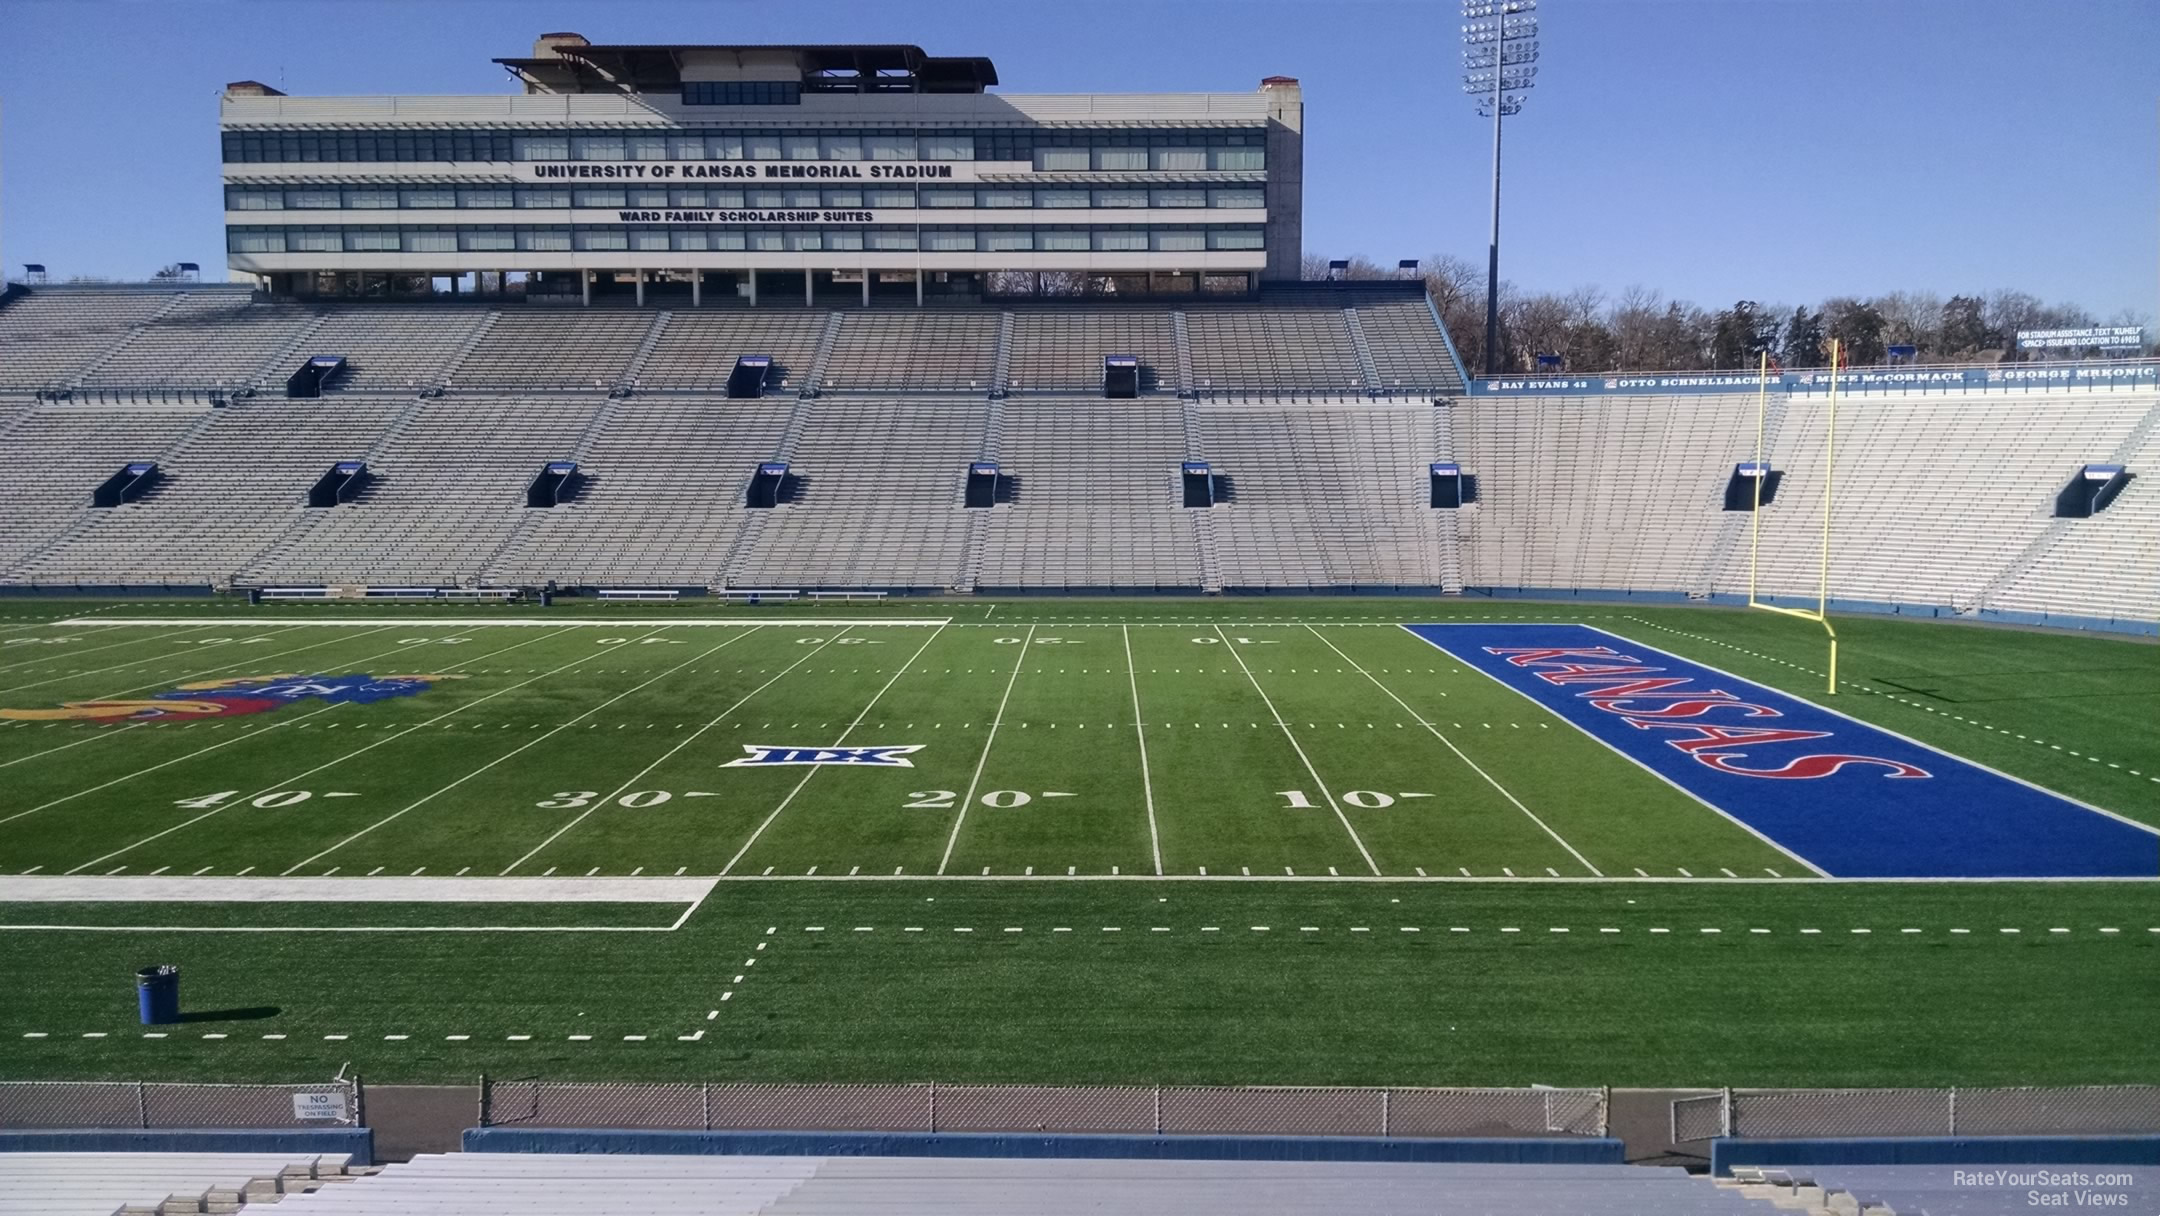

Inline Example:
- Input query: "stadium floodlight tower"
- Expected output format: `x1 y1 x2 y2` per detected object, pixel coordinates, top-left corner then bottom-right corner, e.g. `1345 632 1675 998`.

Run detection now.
1462 0 1538 375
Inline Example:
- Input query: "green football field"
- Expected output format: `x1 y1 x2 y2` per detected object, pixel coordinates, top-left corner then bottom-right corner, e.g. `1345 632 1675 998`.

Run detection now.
0 596 2155 1087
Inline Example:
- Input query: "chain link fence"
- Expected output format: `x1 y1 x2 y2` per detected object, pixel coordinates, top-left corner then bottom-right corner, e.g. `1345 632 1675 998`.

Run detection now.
476 1081 1608 1138
0 1080 360 1129
1670 1087 2160 1142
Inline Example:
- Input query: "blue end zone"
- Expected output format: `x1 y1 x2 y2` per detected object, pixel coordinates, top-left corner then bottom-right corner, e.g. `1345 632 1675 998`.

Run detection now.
464 1128 1624 1164
1403 624 2159 879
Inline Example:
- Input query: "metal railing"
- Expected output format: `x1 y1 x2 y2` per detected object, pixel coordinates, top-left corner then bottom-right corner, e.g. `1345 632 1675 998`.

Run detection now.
1671 1087 2160 1142
476 1080 1610 1139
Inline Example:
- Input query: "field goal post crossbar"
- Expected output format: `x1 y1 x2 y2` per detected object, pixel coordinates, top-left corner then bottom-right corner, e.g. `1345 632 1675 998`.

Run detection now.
1746 343 1839 694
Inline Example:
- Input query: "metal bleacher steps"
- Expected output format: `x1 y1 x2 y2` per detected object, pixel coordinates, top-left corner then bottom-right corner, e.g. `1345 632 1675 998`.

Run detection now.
0 285 214 342
1357 295 1470 395
1457 392 1756 596
1699 391 2154 612
255 1153 1761 1215
487 397 792 588
819 309 1001 393
632 309 828 393
977 398 1203 591
76 297 314 394
301 307 493 393
723 398 991 590
2 284 2151 628
13 394 409 588
0 403 209 576
1185 302 1367 395
239 394 605 587
0 1150 367 1216
1979 396 2160 625
448 310 651 391
1198 400 1448 590
1005 306 1181 394
1720 1162 2160 1216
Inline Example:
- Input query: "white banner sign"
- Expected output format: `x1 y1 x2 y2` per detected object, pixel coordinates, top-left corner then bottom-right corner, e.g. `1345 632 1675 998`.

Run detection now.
522 160 1019 184
2017 326 2145 349
291 1091 350 1122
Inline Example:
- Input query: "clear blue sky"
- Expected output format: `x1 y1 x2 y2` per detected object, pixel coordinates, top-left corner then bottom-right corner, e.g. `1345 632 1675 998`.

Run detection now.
2 0 2153 318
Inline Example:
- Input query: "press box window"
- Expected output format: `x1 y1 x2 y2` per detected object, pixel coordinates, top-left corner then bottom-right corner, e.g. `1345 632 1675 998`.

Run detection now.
682 80 801 105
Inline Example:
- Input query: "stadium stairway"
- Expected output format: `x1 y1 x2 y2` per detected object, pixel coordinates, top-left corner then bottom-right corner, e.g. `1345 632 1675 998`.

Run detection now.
0 1151 376 1216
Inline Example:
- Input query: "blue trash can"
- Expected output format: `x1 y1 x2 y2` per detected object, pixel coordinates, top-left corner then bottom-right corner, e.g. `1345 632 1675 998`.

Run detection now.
136 965 180 1025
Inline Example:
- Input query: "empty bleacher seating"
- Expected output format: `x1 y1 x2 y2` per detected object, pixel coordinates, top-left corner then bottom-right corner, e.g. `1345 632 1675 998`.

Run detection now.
1006 307 1179 393
977 400 1203 590
450 311 652 389
1 283 2150 629
1186 304 1365 394
239 394 605 587
1198 402 1456 589
821 310 1000 391
489 398 791 588
634 310 827 391
725 399 990 589
299 308 493 391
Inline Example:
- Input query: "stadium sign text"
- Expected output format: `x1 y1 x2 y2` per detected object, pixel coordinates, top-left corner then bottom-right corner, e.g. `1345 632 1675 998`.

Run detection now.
1469 362 2160 396
579 209 887 225
523 160 1013 183
2016 326 2145 350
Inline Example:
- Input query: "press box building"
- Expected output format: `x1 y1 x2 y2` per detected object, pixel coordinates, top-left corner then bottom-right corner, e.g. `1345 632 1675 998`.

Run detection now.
221 36 1305 305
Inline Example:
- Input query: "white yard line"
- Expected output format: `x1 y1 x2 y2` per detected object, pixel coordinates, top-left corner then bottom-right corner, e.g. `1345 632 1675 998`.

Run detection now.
1212 625 1380 876
57 617 950 627
513 626 871 875
0 624 340 696
0 723 150 771
719 624 949 876
1123 625 1164 876
51 627 592 874
1306 624 1603 877
282 627 764 874
937 625 1033 875
0 625 215 674
0 702 351 832
0 875 714 902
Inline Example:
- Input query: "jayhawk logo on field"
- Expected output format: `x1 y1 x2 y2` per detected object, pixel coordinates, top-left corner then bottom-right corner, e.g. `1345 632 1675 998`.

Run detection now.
0 674 465 722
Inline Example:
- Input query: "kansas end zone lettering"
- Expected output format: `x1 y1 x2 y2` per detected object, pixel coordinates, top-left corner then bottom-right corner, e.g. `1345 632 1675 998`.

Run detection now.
1481 645 1929 781
1403 624 2160 878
